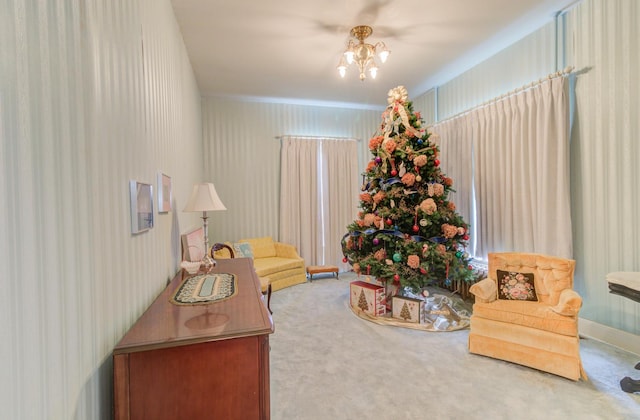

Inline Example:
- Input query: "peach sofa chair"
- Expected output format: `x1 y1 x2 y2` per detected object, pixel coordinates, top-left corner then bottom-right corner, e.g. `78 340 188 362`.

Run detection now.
468 252 587 381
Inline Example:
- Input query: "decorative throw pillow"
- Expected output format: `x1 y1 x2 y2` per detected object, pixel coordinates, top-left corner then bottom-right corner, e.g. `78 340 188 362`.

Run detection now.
496 270 538 301
233 242 254 259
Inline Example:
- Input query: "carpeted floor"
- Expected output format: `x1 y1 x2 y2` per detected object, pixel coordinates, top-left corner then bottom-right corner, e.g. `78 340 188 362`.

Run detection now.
269 273 640 420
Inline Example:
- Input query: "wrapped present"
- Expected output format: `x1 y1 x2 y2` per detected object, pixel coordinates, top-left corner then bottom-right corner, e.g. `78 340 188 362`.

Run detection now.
392 296 422 323
350 281 386 316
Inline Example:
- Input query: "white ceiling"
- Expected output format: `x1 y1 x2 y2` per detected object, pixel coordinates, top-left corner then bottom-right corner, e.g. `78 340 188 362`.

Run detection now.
171 0 576 107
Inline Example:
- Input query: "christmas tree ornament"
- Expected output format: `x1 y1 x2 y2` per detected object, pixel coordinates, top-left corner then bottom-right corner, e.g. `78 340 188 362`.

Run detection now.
373 238 380 245
456 251 463 258
343 257 349 263
412 225 419 233
419 218 428 226
415 175 422 182
386 218 393 226
434 159 440 167
375 156 382 164
392 253 402 262
393 274 400 282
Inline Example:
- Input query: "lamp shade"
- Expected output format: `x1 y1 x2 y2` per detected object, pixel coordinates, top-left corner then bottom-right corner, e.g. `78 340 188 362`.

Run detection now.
183 182 226 212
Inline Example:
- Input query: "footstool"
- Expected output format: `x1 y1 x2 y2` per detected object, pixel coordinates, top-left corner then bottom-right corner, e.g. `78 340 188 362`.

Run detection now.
306 265 339 281
607 271 640 393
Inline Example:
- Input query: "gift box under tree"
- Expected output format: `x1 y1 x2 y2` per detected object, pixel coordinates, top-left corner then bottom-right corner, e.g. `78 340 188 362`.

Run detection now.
350 281 386 316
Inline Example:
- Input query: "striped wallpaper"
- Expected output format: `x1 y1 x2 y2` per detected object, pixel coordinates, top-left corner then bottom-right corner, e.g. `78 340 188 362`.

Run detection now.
201 97 382 244
565 0 640 335
1 0 203 418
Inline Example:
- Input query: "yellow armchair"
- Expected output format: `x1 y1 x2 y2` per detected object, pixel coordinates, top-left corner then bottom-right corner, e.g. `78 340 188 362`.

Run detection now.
468 252 587 381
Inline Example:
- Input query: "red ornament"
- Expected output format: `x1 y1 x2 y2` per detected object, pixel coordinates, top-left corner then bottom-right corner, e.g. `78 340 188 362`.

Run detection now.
463 234 470 240
386 218 393 226
342 257 348 263
412 225 420 233
393 274 400 282
390 170 398 176
420 268 427 274
434 159 440 167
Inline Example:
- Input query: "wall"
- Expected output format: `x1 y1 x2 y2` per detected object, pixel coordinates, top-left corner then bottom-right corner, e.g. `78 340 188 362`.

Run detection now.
412 0 640 340
565 0 640 336
0 0 203 418
201 97 382 243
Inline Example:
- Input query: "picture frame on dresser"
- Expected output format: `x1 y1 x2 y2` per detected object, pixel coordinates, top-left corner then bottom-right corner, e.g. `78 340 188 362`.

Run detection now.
129 180 154 234
157 172 172 213
181 227 205 262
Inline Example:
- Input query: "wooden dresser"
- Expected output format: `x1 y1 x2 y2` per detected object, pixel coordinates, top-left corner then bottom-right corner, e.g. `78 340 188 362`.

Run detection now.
113 258 274 420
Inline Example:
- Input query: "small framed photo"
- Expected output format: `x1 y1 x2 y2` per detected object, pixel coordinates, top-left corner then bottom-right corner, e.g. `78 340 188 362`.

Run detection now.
157 172 172 213
130 180 154 234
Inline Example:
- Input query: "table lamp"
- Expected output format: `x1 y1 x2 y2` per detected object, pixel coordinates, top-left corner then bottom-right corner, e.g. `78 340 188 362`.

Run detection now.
183 182 226 270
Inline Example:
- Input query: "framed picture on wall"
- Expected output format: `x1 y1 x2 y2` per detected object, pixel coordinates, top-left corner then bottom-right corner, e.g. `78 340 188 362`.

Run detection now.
158 172 172 213
130 180 154 234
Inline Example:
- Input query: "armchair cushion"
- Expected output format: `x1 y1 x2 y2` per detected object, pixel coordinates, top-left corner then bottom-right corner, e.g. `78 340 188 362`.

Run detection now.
472 299 578 336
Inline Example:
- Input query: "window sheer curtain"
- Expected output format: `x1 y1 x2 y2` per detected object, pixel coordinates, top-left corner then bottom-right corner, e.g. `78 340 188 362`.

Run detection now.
279 137 359 270
435 117 476 256
434 75 572 260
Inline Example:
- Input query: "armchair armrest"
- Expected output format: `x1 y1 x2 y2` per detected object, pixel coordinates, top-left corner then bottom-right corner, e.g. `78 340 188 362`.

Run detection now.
274 242 301 259
550 289 582 316
469 277 497 303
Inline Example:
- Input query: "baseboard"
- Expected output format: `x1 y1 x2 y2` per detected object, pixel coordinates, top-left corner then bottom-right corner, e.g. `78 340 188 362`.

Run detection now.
579 317 640 356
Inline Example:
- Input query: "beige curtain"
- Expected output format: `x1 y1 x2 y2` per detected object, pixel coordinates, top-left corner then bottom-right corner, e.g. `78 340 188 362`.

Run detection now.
435 75 572 259
279 137 359 269
321 139 359 271
435 116 476 255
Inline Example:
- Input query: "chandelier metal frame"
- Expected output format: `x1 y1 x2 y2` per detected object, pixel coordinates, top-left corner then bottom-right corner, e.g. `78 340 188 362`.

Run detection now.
337 25 390 81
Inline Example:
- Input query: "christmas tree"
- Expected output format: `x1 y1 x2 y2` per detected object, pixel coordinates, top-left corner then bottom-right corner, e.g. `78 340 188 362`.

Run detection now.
342 86 475 292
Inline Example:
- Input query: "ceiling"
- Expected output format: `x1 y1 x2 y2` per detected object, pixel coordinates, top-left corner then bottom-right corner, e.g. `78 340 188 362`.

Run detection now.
170 0 576 108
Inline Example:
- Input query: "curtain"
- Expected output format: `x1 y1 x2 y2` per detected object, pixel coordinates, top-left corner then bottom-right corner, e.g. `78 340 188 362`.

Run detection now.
434 75 572 260
321 139 359 271
435 117 476 256
279 137 359 269
279 137 321 264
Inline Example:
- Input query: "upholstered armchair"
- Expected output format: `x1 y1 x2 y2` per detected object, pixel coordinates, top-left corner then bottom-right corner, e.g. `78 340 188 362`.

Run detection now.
468 252 587 381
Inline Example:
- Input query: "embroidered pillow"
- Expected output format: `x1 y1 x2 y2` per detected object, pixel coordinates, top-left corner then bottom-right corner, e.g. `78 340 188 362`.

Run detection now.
233 242 254 259
496 270 538 301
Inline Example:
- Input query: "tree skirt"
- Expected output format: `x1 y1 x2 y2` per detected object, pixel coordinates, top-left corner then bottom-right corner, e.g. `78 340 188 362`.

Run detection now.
350 288 472 332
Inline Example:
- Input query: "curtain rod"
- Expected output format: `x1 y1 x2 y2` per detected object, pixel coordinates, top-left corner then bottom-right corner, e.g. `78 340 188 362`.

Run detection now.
431 66 576 127
275 135 361 142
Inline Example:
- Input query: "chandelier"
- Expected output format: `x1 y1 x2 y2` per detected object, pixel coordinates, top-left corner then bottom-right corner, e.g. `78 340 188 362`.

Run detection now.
337 25 390 81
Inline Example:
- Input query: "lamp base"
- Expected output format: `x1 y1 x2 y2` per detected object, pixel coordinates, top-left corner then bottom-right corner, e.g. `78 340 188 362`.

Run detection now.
201 254 216 272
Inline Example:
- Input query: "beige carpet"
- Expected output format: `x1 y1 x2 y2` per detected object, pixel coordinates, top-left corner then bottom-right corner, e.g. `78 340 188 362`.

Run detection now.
269 273 640 419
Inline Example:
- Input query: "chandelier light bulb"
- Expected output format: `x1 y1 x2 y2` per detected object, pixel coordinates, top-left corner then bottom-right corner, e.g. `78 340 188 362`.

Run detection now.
337 25 390 81
377 42 390 63
344 40 355 64
337 56 347 78
369 63 378 79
